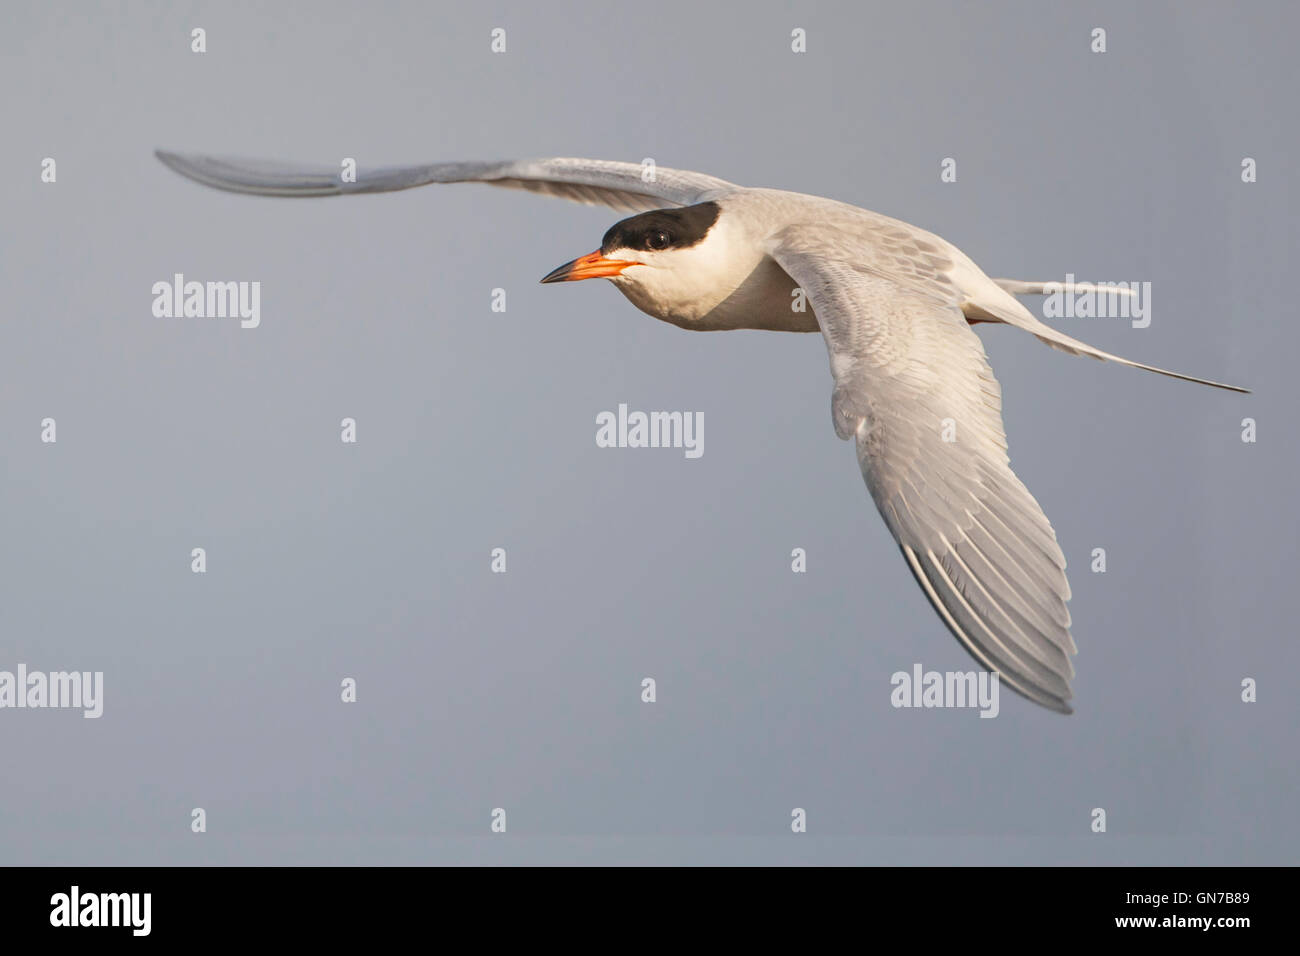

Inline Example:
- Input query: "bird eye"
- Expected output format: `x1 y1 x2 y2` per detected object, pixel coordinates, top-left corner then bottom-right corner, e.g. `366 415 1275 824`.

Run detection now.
646 230 670 250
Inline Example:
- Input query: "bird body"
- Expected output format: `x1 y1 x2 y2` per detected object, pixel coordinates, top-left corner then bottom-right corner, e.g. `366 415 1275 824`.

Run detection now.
156 151 1248 713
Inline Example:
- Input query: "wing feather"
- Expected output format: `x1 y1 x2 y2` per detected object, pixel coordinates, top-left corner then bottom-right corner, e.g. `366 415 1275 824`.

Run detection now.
154 152 736 211
767 224 1077 713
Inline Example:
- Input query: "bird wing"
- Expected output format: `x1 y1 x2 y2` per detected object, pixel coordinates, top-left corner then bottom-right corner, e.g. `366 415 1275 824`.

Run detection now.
766 223 1077 713
154 152 736 212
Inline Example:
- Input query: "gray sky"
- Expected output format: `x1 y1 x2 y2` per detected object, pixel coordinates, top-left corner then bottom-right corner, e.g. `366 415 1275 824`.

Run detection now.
1 0 1295 864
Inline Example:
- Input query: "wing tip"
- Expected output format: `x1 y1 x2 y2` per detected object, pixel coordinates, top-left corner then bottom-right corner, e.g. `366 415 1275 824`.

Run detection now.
900 544 1078 716
1040 693 1075 715
154 148 220 188
154 148 186 173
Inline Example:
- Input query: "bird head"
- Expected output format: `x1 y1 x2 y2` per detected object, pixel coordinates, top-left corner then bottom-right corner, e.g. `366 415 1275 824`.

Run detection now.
540 201 731 324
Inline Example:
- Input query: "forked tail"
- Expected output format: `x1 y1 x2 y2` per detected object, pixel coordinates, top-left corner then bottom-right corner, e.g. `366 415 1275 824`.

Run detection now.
982 277 1250 394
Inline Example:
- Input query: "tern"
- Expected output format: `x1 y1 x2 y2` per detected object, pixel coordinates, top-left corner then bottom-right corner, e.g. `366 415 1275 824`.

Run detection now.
155 151 1248 713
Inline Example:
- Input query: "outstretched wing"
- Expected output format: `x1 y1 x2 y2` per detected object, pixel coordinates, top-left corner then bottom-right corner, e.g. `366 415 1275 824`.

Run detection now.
767 224 1077 713
154 152 737 212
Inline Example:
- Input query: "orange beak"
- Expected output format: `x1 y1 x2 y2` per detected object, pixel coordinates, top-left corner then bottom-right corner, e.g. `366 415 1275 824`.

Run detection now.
540 250 639 284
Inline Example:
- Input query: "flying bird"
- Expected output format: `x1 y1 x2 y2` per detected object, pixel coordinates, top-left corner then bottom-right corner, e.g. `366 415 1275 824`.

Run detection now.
155 151 1248 713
